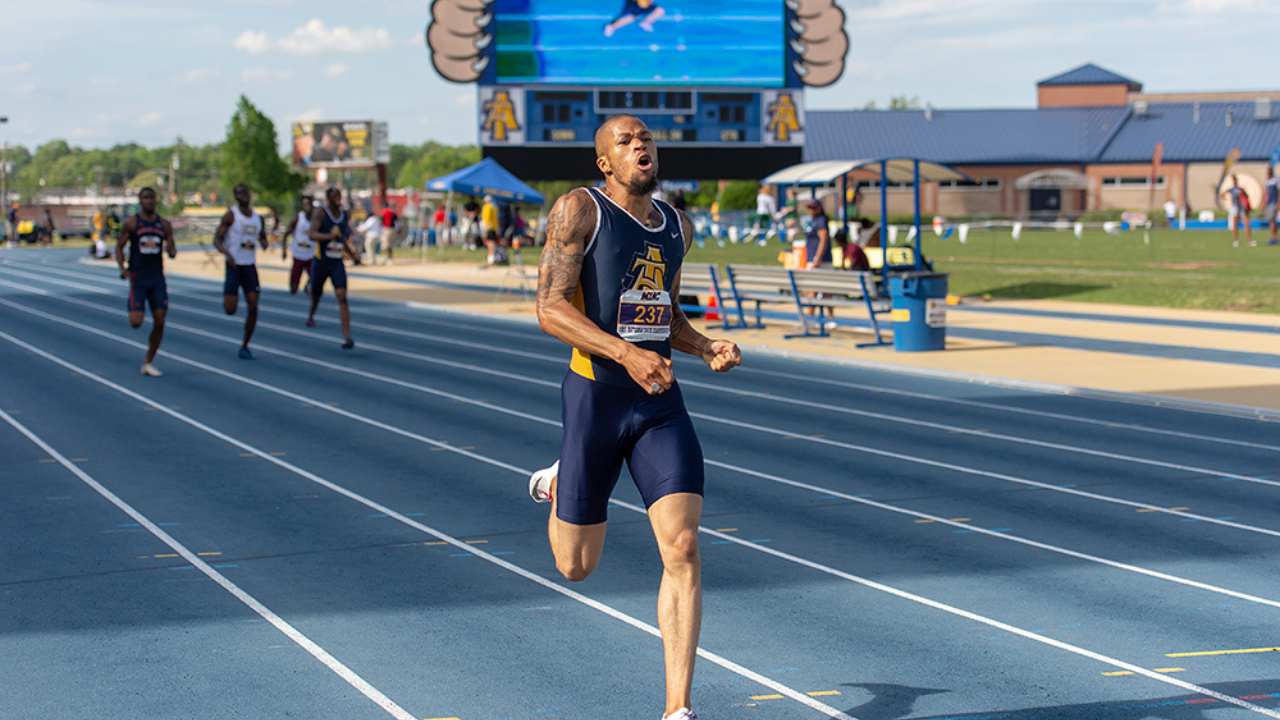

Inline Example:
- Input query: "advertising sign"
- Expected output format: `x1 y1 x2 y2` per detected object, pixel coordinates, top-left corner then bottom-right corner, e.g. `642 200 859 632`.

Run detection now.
292 120 389 168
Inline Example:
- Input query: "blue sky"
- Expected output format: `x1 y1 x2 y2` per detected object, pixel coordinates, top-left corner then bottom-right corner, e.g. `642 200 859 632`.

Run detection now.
2 0 1277 152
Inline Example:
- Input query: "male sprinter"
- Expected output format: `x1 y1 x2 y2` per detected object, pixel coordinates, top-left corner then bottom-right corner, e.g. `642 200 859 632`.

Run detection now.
306 187 357 349
281 195 315 296
115 187 176 376
213 184 268 359
604 0 665 35
528 114 740 720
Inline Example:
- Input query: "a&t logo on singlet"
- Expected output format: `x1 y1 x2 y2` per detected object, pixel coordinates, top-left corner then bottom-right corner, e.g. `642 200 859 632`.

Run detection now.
483 91 520 142
767 93 801 142
629 243 666 291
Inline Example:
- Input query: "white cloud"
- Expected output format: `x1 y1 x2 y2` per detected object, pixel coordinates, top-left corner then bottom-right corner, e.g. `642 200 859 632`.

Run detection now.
0 62 32 74
137 112 162 126
234 19 394 55
15 83 35 95
233 29 271 54
323 63 349 77
293 107 327 123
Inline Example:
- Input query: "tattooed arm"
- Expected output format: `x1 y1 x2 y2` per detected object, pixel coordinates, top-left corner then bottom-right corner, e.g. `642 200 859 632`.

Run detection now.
536 188 676 393
668 210 741 372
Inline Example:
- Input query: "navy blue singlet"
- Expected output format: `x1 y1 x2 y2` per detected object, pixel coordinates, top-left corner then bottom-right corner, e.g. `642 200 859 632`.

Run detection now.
128 214 166 276
570 187 685 386
314 207 350 266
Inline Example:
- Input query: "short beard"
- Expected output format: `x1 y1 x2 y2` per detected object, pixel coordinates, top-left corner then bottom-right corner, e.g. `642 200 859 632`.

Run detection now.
626 173 659 196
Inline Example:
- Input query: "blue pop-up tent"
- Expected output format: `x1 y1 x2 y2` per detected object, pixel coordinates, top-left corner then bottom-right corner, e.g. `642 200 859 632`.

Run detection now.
425 157 545 204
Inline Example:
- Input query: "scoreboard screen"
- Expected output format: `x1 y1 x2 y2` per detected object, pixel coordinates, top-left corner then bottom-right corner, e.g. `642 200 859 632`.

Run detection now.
491 0 789 88
478 85 804 179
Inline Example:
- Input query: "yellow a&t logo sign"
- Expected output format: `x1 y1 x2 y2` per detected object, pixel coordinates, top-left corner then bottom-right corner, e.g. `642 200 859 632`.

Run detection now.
767 93 801 142
630 244 666 291
483 91 521 142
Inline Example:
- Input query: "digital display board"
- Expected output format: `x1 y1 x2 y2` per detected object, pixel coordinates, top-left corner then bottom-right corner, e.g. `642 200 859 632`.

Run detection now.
291 120 390 168
491 0 787 87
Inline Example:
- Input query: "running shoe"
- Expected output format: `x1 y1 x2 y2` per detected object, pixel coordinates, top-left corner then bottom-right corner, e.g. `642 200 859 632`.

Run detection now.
140 362 163 377
238 347 255 360
528 460 558 503
341 338 355 350
663 709 698 720
306 317 317 328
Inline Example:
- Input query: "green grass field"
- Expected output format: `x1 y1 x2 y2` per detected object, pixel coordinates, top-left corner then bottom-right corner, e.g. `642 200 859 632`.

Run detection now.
675 226 1280 315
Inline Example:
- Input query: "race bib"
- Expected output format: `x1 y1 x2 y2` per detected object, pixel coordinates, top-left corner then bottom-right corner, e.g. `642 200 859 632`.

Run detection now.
325 242 345 259
138 236 161 255
617 289 672 342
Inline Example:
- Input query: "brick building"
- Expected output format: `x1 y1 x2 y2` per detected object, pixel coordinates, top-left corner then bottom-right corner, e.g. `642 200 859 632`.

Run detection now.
804 64 1280 220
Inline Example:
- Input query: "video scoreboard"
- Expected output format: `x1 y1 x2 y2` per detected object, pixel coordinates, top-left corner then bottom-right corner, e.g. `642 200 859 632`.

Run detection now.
428 0 846 179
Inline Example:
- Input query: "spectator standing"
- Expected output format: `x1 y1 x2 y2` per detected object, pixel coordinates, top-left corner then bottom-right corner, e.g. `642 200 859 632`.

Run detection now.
461 196 480 249
1222 175 1253 247
1265 166 1279 246
1163 199 1178 228
5 203 17 248
670 188 687 212
379 202 398 264
356 211 382 264
433 203 447 245
480 194 501 264
42 207 56 247
803 199 831 268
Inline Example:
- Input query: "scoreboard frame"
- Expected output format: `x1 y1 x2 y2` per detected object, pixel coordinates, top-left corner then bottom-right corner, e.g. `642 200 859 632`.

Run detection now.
478 84 805 180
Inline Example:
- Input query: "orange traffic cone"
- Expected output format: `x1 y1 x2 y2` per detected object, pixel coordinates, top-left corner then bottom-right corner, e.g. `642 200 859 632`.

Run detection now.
705 290 721 321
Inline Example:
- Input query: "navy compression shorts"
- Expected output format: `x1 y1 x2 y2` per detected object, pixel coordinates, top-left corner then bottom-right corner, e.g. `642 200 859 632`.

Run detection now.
556 370 704 525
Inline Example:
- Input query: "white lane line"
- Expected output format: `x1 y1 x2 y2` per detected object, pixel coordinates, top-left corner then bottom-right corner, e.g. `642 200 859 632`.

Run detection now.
0 329 857 720
5 315 1279 719
603 499 1280 719
14 263 1280 466
729 365 1280 454
691 412 1280 539
6 289 1280 598
9 276 1276 541
0 407 418 720
697 459 1280 610
675 379 1280 488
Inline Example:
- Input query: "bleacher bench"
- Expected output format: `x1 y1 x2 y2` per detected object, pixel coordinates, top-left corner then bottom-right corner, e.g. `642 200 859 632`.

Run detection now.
723 264 890 343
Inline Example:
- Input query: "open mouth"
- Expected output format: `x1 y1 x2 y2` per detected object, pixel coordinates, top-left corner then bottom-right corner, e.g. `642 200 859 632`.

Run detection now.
636 153 653 171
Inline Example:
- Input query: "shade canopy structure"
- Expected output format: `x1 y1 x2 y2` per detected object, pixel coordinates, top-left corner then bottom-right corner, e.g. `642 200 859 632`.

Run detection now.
763 158 969 270
762 158 968 186
425 157 545 205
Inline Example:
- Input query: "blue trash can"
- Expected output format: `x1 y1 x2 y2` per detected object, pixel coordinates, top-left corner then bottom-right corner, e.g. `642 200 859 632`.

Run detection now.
889 272 948 352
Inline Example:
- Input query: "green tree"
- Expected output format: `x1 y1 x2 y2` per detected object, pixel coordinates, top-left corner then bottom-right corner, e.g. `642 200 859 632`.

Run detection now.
220 95 305 209
718 180 760 211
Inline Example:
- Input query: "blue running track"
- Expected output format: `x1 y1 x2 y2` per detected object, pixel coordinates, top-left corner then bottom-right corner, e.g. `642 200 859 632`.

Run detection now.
3 248 1280 720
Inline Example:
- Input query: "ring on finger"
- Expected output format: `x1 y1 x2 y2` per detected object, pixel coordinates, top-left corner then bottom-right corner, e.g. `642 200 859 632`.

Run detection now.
650 382 661 394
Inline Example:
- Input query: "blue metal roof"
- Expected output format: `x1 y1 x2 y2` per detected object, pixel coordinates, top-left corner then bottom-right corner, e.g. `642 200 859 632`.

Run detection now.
1037 63 1141 89
804 107 1131 165
1100 102 1280 162
804 102 1280 166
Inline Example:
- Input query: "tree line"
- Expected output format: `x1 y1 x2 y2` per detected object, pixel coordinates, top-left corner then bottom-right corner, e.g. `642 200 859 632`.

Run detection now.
6 95 772 214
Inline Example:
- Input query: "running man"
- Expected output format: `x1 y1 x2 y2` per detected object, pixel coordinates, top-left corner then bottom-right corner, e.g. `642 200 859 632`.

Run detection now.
115 187 176 377
306 187 357 349
528 114 740 720
213 184 268 359
281 195 316 295
604 0 665 35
